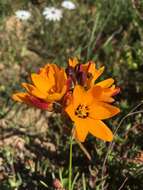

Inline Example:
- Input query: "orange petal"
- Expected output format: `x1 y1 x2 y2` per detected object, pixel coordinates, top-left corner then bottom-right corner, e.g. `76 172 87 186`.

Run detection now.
101 89 115 102
39 64 55 83
22 83 48 100
72 85 85 106
47 86 67 101
69 58 78 68
82 61 95 73
65 98 76 121
96 78 114 88
12 92 32 105
90 86 116 103
74 119 88 142
89 102 120 120
92 66 105 82
88 119 113 141
82 62 104 87
55 69 67 92
100 95 114 103
12 92 51 110
73 85 94 106
48 64 60 84
89 85 102 98
31 73 54 93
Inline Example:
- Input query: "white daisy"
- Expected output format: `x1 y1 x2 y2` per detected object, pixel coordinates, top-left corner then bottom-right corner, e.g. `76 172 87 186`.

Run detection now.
15 10 31 21
61 1 76 10
43 7 63 21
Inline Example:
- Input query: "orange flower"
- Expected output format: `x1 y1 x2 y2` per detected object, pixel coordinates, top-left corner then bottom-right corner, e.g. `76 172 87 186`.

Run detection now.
82 61 105 88
65 85 120 142
67 59 105 89
12 64 67 110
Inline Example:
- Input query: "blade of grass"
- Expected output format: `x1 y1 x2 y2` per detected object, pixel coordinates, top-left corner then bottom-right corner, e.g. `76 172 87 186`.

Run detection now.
82 173 86 190
68 136 73 190
71 172 79 190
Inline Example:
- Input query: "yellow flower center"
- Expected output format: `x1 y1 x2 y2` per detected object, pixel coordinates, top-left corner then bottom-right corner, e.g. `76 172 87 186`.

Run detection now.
75 104 89 119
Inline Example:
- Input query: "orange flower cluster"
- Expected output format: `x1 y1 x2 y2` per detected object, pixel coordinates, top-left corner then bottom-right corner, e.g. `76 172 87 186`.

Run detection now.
12 58 120 142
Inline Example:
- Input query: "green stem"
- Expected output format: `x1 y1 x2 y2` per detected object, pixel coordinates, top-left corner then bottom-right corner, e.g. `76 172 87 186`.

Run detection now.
68 136 73 190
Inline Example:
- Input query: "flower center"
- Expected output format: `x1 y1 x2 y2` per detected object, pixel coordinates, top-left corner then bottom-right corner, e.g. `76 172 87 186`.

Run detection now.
51 10 56 14
75 104 89 119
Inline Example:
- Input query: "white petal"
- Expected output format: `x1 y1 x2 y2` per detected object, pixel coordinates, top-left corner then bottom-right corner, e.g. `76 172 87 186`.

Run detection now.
61 1 76 10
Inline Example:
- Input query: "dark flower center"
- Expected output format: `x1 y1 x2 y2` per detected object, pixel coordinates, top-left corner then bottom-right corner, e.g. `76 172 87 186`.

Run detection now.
51 10 56 14
75 104 89 119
